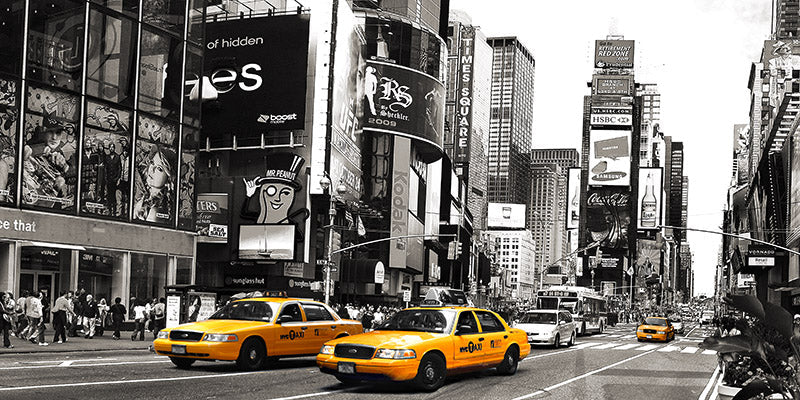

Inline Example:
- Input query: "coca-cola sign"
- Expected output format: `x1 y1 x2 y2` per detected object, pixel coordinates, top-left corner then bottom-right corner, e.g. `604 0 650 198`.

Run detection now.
586 192 629 207
585 188 631 250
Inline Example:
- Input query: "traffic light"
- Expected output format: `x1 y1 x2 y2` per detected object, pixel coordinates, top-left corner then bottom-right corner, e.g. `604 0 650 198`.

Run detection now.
456 242 463 257
330 230 342 253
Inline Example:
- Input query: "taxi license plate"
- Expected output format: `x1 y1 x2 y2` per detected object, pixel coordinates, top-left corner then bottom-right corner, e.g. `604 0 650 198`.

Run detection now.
172 345 187 355
527 335 534 342
646 335 652 339
338 362 355 374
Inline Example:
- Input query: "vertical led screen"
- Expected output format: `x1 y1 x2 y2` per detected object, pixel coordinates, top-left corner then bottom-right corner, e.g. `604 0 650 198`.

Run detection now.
589 129 631 186
178 127 198 230
21 85 80 212
791 131 800 244
132 114 178 226
636 167 663 230
566 168 581 229
585 187 630 250
80 100 133 219
454 25 475 164
0 77 19 205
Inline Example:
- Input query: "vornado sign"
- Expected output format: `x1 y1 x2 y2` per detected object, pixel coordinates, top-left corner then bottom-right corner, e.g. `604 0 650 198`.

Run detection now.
454 26 476 164
201 15 309 137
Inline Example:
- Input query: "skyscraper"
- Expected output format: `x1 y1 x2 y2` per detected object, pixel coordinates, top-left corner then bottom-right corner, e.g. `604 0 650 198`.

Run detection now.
529 164 561 274
486 37 535 205
772 0 800 39
637 83 662 167
667 140 685 242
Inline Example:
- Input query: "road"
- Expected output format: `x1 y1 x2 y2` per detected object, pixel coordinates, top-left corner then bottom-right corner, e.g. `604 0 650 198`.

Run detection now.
0 322 720 400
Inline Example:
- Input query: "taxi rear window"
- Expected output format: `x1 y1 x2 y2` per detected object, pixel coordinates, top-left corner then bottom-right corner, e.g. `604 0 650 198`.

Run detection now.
209 301 278 322
375 310 456 333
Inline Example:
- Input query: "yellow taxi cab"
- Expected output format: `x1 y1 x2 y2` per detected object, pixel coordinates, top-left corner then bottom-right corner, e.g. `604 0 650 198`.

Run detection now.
636 316 675 342
153 294 363 370
316 292 529 391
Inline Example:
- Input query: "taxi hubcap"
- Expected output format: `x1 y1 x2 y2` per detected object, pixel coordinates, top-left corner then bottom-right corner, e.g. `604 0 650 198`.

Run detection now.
424 363 436 381
249 349 257 360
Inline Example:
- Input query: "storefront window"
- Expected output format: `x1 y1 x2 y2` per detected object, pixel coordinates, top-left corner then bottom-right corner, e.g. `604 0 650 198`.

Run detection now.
129 252 167 316
86 7 138 107
0 1 25 77
138 28 183 120
19 246 70 304
176 257 192 285
21 84 80 212
80 100 133 219
89 0 139 19
27 0 85 93
142 0 185 35
78 249 123 306
177 127 198 230
182 45 202 128
132 113 178 226
0 77 20 206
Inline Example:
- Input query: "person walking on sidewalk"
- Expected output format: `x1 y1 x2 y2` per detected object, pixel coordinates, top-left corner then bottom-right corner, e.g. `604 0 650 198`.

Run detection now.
13 291 26 338
131 300 146 341
82 294 99 339
52 291 72 344
0 292 14 348
28 291 47 346
109 297 126 340
152 298 165 339
19 291 35 340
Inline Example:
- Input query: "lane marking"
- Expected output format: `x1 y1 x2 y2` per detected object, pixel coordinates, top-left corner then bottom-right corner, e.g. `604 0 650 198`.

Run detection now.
701 350 717 355
0 370 269 392
510 347 660 400
572 342 599 349
613 344 639 350
268 390 350 400
681 347 699 354
635 344 658 351
0 360 171 371
657 345 680 352
591 343 621 350
593 334 609 338
521 348 577 362
697 365 721 400
607 334 621 338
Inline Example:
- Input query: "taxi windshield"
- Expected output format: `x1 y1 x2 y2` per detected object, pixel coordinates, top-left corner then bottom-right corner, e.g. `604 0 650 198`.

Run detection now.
644 317 667 326
375 309 456 333
208 301 278 322
519 312 557 324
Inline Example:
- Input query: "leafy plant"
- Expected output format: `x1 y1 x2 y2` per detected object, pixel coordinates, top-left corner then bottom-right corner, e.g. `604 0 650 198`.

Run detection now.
700 294 800 400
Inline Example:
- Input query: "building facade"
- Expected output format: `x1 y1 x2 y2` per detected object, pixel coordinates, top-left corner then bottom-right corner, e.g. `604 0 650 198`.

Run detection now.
485 229 536 301
528 164 560 274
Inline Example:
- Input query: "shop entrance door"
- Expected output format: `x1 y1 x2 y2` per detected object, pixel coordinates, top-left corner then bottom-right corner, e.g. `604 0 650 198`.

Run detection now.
19 272 58 322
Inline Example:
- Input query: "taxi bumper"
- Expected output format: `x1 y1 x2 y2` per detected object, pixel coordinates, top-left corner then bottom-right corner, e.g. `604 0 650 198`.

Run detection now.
636 331 668 342
153 338 241 361
316 355 420 382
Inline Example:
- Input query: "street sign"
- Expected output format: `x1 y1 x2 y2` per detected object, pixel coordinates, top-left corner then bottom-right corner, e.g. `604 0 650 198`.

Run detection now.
403 290 411 302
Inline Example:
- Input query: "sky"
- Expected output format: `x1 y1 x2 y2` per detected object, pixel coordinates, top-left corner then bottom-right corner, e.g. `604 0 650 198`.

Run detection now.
450 0 773 296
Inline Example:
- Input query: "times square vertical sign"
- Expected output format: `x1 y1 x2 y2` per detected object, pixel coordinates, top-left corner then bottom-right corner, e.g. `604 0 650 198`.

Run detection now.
454 26 475 164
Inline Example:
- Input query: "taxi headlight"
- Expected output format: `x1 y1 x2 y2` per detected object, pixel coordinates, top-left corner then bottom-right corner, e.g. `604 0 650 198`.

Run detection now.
203 334 238 342
320 345 335 355
375 349 416 359
637 329 644 333
156 331 169 339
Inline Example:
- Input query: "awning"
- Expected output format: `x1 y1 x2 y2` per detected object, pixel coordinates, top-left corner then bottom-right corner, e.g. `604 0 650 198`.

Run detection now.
769 280 800 292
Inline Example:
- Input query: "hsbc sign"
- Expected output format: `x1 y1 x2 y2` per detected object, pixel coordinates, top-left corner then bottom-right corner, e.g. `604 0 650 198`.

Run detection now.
591 114 632 126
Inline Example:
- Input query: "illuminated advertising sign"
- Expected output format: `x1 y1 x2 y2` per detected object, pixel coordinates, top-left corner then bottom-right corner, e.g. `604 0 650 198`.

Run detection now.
389 138 411 269
636 239 661 276
487 203 527 229
733 124 749 187
589 130 631 186
363 60 444 159
454 25 476 164
590 107 633 126
594 40 635 68
566 168 581 229
202 15 309 137
592 75 633 95
636 168 663 230
585 188 630 250
792 132 800 245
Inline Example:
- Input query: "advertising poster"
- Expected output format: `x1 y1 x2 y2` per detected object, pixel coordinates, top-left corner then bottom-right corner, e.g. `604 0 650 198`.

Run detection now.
202 15 309 138
186 292 216 322
166 295 181 328
196 193 229 242
592 75 633 96
362 60 445 156
487 202 527 229
132 114 178 226
636 167 663 230
80 101 133 219
178 127 198 230
389 138 411 269
585 188 630 250
589 129 631 186
733 124 749 186
601 281 616 296
566 168 581 229
454 25 476 164
594 40 635 68
329 0 366 204
239 224 295 260
21 86 79 211
635 239 661 277
0 77 19 205
762 40 800 110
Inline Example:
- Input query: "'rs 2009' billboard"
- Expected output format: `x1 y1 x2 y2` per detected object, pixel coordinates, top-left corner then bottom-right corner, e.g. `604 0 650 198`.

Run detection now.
202 15 309 137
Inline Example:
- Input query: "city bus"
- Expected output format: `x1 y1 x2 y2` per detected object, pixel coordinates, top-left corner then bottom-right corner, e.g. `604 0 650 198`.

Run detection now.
535 285 608 335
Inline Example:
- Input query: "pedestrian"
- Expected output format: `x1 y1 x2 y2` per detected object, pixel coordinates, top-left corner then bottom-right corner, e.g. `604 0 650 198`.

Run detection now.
69 289 85 337
19 290 35 340
144 298 153 333
96 298 108 336
131 299 146 341
28 291 47 346
13 291 26 338
51 290 72 344
4 292 16 336
82 294 99 339
0 292 14 349
109 298 126 340
152 297 165 339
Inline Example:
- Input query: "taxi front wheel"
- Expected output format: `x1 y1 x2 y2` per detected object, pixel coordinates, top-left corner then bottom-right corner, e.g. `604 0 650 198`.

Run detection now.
236 338 266 371
413 353 446 392
496 346 519 376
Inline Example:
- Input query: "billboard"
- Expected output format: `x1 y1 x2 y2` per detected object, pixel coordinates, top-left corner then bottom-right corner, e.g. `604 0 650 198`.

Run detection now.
566 168 581 229
238 224 295 260
196 193 229 242
488 203 527 229
363 60 444 158
389 137 411 269
0 77 19 206
585 188 630 250
454 25 476 164
594 40 635 69
635 239 661 277
733 124 749 187
132 114 178 227
762 40 800 110
636 167 663 230
592 75 633 96
202 15 309 137
589 129 631 186
590 106 633 126
791 131 800 244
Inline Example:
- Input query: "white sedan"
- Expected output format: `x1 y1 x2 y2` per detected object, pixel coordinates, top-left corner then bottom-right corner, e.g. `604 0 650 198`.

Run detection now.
514 310 577 348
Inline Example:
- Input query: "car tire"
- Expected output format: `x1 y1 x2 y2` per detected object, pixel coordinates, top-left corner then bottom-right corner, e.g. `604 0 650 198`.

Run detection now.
568 332 575 347
580 322 586 336
236 338 266 371
170 357 195 369
497 346 519 376
553 334 560 349
413 353 446 392
637 338 642 342
335 375 361 386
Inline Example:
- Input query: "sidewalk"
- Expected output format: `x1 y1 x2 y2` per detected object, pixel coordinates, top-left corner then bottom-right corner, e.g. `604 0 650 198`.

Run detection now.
0 331 154 355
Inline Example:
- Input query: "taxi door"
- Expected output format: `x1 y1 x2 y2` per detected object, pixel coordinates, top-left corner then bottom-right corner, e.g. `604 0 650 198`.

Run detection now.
474 311 508 364
451 310 485 369
274 302 313 355
300 302 337 351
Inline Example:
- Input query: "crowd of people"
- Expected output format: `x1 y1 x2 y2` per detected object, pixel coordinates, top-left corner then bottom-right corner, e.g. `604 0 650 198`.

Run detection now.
330 303 402 331
0 289 167 349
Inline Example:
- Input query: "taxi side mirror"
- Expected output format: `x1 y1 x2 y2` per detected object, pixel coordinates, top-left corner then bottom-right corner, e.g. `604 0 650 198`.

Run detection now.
277 315 294 324
456 325 476 335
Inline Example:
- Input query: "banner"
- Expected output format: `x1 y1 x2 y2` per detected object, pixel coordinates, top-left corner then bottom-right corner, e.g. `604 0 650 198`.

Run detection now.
585 188 630 250
202 15 309 137
132 114 178 227
636 239 661 277
488 202 526 228
196 193 229 242
80 101 133 219
454 25 476 164
594 40 635 69
187 292 216 322
0 77 19 206
363 60 444 159
389 137 411 269
566 168 581 229
636 167 663 230
592 76 633 96
589 129 631 186
733 124 749 187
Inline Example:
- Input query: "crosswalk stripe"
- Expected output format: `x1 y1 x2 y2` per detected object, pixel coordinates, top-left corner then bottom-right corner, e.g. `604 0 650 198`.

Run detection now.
701 349 717 355
614 344 639 350
680 346 699 354
593 334 609 338
573 342 599 349
607 334 621 338
635 344 658 351
592 343 621 349
620 335 636 339
658 345 680 352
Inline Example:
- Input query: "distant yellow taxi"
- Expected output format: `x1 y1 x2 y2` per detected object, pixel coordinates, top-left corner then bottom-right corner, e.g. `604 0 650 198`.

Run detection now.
316 305 530 391
153 296 363 370
636 316 675 342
